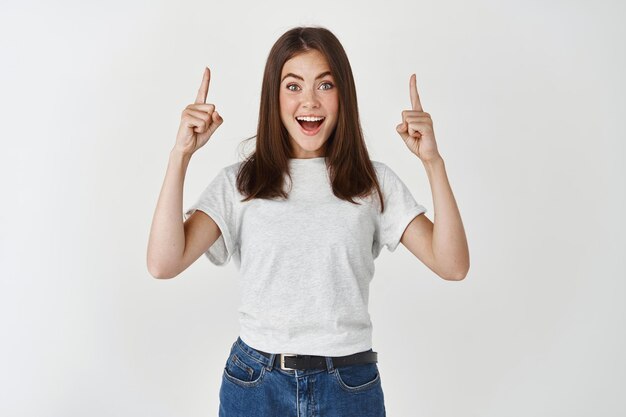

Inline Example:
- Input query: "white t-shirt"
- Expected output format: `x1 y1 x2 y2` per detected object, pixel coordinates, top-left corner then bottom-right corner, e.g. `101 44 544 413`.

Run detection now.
183 157 427 356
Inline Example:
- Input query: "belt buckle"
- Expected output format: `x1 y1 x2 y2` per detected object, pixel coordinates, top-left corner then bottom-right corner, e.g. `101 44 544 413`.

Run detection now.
280 353 299 370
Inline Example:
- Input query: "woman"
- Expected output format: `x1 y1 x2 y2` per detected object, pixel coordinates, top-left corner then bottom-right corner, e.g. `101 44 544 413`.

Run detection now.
147 26 469 417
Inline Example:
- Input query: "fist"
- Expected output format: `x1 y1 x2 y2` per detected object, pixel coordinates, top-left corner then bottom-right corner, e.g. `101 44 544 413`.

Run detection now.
174 67 224 156
395 74 441 163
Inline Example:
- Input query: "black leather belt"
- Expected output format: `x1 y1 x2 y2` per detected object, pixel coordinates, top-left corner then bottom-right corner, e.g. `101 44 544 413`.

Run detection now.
255 349 378 371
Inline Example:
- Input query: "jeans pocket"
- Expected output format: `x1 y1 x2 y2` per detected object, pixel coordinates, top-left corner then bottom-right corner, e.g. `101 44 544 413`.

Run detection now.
334 362 381 393
223 348 267 388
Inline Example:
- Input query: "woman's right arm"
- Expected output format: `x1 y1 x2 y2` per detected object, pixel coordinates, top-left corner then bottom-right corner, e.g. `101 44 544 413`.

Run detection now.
146 67 224 279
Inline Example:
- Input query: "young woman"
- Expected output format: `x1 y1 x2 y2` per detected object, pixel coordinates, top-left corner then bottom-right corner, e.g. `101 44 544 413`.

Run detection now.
147 26 469 417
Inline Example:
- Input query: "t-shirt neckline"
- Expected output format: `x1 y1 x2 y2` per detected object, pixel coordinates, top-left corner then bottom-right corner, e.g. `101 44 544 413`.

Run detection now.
288 156 327 165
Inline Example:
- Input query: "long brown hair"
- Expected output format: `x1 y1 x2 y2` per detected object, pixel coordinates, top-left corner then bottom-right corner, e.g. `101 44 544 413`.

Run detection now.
236 26 385 212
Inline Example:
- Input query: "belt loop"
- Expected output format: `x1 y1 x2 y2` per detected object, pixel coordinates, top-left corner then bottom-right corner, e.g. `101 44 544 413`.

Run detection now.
266 353 276 372
325 356 335 373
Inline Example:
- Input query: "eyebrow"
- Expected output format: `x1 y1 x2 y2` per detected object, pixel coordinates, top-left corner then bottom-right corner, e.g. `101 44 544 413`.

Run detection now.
281 71 333 83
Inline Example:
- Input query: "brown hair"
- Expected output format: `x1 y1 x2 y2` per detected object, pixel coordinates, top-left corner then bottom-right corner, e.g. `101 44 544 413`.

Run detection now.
236 25 385 212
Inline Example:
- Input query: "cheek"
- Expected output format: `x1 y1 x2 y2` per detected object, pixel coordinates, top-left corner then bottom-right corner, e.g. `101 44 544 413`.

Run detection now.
278 94 285 113
278 101 289 124
324 94 339 115
327 98 339 128
279 95 295 115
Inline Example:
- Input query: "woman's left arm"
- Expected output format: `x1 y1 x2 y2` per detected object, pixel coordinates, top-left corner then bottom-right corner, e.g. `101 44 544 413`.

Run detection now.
396 74 470 281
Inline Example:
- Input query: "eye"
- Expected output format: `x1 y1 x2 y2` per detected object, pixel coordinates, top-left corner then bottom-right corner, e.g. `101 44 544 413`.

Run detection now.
320 82 334 90
286 83 300 91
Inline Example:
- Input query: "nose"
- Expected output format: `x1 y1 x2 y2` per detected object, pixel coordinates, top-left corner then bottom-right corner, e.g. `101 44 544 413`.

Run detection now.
301 87 321 109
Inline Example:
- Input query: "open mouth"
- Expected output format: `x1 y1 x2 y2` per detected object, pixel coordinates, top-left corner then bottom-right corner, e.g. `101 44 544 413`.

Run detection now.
296 116 325 136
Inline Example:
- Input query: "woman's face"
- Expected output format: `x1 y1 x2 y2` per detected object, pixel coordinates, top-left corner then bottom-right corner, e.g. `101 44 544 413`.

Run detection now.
279 49 339 159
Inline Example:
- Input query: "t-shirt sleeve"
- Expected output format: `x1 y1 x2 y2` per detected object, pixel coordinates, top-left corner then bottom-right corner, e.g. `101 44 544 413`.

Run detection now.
374 163 428 255
183 167 238 266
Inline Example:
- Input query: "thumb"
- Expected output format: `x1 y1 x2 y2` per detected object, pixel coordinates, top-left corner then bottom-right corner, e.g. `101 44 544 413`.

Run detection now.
396 121 409 141
213 110 224 126
206 110 223 136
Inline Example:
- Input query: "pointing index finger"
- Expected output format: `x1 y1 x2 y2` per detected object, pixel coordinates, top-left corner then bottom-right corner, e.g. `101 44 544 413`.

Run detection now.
195 67 211 104
410 73 423 112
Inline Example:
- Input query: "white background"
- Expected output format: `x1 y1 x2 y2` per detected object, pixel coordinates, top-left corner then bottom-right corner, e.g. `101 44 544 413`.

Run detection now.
1 0 624 416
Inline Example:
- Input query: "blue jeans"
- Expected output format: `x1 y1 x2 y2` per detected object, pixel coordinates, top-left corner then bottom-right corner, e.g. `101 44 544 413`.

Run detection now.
219 336 386 417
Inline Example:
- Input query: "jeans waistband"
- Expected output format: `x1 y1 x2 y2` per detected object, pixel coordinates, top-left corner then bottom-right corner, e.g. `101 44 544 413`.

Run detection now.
232 336 377 374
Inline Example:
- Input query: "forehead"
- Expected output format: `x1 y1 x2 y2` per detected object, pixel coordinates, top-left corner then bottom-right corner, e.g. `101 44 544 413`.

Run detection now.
281 49 331 76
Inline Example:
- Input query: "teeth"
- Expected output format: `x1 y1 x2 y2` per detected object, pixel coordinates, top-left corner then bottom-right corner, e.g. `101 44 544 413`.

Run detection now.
296 116 325 122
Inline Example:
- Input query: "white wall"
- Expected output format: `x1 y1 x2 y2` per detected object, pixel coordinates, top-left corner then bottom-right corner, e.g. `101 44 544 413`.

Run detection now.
1 0 624 416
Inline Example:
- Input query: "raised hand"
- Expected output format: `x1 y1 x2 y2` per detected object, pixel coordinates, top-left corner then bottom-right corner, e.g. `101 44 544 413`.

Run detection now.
395 74 441 163
174 67 224 156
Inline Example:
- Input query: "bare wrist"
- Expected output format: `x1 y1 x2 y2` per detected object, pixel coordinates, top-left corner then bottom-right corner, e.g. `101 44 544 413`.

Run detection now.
423 155 444 170
170 148 193 163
